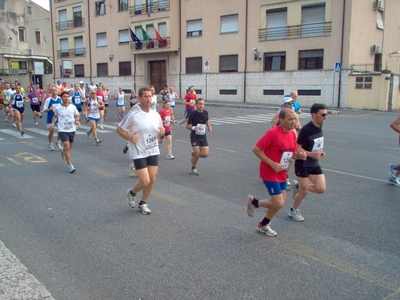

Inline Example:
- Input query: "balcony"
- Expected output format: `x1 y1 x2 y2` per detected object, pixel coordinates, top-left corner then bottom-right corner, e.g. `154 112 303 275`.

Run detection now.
57 48 86 58
56 18 85 31
129 0 170 16
130 38 170 52
258 22 332 41
350 63 382 74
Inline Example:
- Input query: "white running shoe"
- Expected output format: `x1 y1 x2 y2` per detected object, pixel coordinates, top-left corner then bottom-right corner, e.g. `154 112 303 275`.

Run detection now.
126 189 136 208
34 121 38 126
191 168 199 175
246 195 256 217
49 143 55 151
13 123 17 127
139 203 151 215
69 164 76 173
167 153 175 160
286 179 292 190
389 164 399 178
56 141 63 150
257 222 277 237
99 125 104 130
288 208 305 222
388 177 400 187
95 138 101 145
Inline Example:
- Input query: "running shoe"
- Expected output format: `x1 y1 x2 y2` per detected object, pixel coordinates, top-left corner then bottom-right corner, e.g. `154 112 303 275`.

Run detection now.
39 113 42 118
139 203 151 215
34 121 38 126
126 188 136 208
167 153 175 160
286 179 292 190
257 222 277 237
288 208 305 221
389 164 399 178
4 115 9 122
95 138 101 145
191 168 199 175
69 164 76 173
13 123 16 127
176 121 182 127
20 130 24 136
56 141 63 150
246 195 256 217
86 131 91 139
60 148 65 160
99 125 104 130
122 142 129 154
292 180 299 201
388 177 400 187
49 143 55 151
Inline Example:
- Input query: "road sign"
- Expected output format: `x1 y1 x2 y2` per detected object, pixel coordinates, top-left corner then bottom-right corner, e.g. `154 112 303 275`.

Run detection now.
335 62 341 73
204 60 210 72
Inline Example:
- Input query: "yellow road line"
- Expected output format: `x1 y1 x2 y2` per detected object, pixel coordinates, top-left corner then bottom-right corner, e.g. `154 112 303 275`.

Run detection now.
152 190 188 206
86 166 116 178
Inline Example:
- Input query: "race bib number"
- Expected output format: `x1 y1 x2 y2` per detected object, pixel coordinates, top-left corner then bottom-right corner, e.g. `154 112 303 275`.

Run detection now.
16 100 24 108
74 96 81 104
144 132 158 149
63 120 73 130
195 124 206 135
189 100 195 106
280 151 293 170
32 97 39 104
312 137 324 152
165 116 171 126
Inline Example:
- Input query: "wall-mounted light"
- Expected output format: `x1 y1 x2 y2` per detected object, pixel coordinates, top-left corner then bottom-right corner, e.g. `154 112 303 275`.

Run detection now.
108 53 114 61
252 48 262 61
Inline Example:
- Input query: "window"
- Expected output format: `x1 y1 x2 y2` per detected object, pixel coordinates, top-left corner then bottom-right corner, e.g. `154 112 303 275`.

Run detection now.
18 28 26 42
74 64 85 77
35 31 41 44
220 14 238 34
298 89 321 96
119 61 131 76
119 0 128 11
299 49 323 70
134 0 143 14
0 0 4 10
27 6 32 14
58 9 68 30
263 89 284 95
96 32 107 47
74 36 84 56
60 38 69 57
265 52 286 71
219 55 238 72
158 0 167 11
220 89 237 95
376 11 384 29
266 8 287 40
97 63 108 76
19 61 27 70
96 1 106 16
119 29 129 44
187 19 202 37
146 24 155 39
73 6 83 27
186 57 202 74
301 4 325 37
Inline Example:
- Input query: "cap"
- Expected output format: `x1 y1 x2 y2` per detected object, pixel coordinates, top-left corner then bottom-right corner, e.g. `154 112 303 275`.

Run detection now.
282 96 294 105
31 85 37 89
79 81 84 84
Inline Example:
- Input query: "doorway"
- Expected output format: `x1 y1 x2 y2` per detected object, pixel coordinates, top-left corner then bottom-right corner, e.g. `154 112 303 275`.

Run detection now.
149 60 166 94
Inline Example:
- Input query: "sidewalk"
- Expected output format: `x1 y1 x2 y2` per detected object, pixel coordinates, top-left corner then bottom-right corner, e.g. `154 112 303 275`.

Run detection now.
0 240 55 300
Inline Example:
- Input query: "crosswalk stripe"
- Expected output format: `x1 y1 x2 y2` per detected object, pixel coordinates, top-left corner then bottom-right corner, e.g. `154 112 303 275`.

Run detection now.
0 129 33 138
78 125 111 133
100 124 117 130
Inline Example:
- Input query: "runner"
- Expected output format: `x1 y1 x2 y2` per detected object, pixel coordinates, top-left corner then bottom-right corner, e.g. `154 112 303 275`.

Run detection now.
11 86 29 136
389 116 400 186
178 86 196 127
96 85 105 129
246 108 307 236
27 85 42 126
86 90 103 145
116 87 165 215
159 99 176 159
51 91 80 173
42 86 63 151
70 83 85 123
186 98 212 175
115 86 125 121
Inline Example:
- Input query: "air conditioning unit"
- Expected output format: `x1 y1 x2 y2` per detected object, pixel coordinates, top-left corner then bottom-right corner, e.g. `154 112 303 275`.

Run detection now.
371 45 381 54
374 0 383 10
27 48 33 55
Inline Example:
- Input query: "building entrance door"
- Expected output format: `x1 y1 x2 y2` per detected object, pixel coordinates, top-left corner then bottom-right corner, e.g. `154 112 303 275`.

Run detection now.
150 60 166 94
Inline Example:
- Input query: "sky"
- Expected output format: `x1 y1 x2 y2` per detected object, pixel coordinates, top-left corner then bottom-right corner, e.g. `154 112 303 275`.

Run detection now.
32 0 50 11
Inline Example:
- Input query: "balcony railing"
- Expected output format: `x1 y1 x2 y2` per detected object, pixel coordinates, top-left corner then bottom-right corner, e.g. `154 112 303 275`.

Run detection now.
56 18 85 31
350 63 382 74
129 0 170 16
258 22 332 41
130 38 170 52
57 48 86 58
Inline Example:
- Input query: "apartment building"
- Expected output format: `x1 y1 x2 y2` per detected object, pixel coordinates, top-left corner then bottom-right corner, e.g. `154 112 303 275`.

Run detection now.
50 0 400 110
0 0 52 89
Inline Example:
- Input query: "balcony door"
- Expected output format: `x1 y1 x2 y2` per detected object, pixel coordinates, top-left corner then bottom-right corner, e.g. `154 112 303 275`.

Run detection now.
150 60 166 94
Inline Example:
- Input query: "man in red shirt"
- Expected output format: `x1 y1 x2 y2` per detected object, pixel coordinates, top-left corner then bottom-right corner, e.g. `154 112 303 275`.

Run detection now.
246 108 307 236
158 99 176 159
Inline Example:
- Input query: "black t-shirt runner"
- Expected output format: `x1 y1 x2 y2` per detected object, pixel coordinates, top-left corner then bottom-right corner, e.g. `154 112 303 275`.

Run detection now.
296 121 324 167
188 110 209 137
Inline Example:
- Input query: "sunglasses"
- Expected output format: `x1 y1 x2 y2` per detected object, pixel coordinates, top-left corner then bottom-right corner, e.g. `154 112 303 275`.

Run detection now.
320 113 328 117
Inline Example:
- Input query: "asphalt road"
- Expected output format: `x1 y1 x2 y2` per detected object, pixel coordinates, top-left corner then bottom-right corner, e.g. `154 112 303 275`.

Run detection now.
0 102 399 300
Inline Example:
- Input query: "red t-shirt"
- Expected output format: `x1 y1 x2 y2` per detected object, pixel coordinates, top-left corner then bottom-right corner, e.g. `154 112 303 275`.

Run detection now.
184 93 196 109
158 108 172 133
256 126 298 182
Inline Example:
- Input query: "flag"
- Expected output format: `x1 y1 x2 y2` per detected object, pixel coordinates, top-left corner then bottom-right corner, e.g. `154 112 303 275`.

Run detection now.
129 27 142 49
141 26 148 41
154 27 167 47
